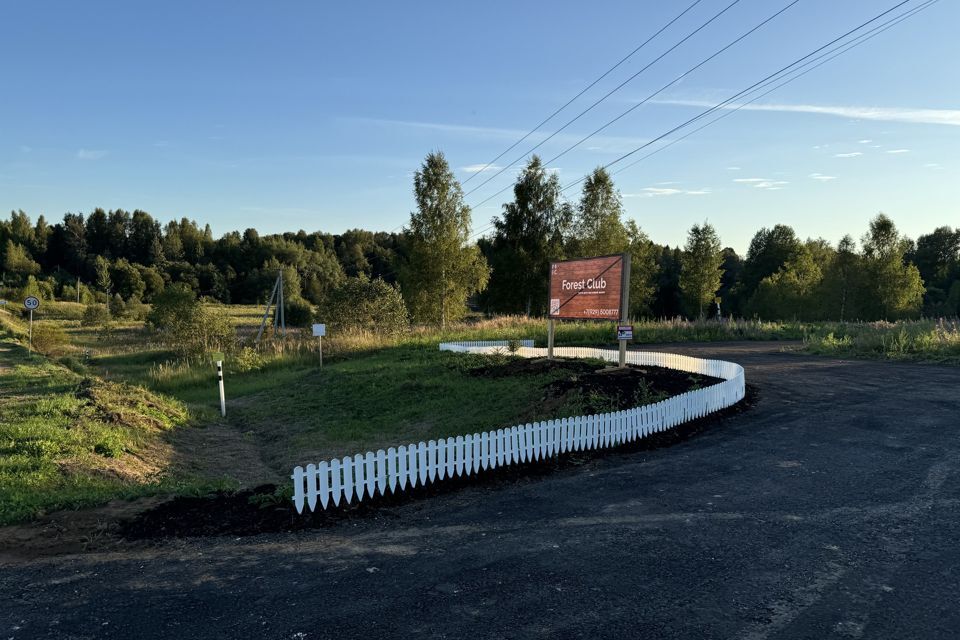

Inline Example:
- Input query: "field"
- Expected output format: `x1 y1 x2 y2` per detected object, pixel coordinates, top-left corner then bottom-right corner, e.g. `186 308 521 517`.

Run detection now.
2 301 958 526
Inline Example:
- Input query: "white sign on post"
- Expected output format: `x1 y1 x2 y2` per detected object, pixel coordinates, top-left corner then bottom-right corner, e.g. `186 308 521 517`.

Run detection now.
312 323 326 368
617 324 633 341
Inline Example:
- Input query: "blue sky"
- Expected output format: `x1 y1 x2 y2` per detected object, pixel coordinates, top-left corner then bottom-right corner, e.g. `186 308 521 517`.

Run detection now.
2 0 957 252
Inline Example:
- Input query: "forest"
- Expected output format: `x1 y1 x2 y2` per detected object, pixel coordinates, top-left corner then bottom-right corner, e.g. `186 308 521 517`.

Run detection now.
1 152 957 326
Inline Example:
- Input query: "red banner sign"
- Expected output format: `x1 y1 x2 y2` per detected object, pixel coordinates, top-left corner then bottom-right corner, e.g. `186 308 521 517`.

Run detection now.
548 254 625 320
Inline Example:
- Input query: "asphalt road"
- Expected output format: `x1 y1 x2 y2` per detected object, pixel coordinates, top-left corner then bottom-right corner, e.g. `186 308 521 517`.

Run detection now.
3 343 959 640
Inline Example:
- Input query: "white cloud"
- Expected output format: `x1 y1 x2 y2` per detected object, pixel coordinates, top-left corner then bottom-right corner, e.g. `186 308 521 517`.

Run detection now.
924 162 942 168
809 173 837 181
834 152 863 158
461 163 503 174
885 149 910 154
76 149 107 160
858 139 873 144
726 166 741 171
653 99 960 127
733 178 787 190
625 186 711 198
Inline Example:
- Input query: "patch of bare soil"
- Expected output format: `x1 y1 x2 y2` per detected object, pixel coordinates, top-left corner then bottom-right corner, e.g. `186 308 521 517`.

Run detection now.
471 358 721 417
167 421 279 488
0 496 168 562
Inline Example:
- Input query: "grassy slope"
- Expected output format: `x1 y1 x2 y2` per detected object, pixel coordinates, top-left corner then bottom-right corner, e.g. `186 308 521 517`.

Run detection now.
0 311 213 525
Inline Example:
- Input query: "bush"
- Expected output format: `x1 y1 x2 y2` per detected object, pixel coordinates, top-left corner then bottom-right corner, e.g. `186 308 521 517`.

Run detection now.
283 297 314 328
147 284 198 331
323 275 409 335
109 294 127 319
146 284 236 357
81 303 111 327
232 346 265 373
125 296 149 321
30 322 70 356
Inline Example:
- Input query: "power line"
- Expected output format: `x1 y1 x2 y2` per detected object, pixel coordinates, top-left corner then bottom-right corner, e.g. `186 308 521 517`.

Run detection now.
611 0 939 179
469 0 802 212
467 0 925 241
461 0 707 185
462 0 746 199
560 0 914 191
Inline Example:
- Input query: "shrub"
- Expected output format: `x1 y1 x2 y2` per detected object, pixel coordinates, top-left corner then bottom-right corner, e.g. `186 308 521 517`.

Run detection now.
283 297 314 328
232 346 265 373
108 294 127 319
125 296 149 321
81 303 111 327
324 275 409 335
30 322 70 356
147 283 198 331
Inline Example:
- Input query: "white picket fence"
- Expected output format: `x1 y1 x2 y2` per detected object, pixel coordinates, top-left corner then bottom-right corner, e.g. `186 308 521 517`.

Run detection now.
291 342 745 513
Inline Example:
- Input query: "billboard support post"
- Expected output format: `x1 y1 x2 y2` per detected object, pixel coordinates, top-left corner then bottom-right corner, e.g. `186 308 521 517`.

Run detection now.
618 253 631 368
547 318 555 360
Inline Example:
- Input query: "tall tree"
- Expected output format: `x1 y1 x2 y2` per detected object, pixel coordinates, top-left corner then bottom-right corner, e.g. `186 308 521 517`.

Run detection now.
571 167 657 315
484 156 571 315
572 167 629 256
737 224 802 306
818 235 861 321
679 222 723 318
400 152 489 327
860 214 924 319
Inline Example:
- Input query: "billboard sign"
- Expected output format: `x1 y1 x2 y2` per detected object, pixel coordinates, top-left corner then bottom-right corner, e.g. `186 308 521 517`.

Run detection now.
548 254 626 320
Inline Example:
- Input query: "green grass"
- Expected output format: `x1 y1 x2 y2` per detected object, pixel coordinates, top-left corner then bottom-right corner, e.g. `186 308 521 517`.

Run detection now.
0 333 215 525
224 346 628 470
803 318 960 364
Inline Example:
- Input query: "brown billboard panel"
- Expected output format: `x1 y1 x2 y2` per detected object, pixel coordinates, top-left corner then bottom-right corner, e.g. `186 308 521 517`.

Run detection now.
548 254 625 320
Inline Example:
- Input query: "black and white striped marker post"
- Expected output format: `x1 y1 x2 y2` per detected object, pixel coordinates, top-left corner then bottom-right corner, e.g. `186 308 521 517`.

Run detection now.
216 360 226 417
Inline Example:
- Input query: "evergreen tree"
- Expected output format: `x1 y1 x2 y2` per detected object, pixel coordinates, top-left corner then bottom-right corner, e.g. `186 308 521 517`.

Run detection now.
400 152 489 327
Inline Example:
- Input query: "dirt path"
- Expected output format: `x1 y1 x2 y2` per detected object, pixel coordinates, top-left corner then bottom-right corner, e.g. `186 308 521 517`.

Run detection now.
2 343 959 639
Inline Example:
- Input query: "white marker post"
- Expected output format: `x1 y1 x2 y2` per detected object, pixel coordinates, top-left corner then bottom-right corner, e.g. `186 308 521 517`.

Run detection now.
312 323 326 367
23 296 40 355
216 360 226 417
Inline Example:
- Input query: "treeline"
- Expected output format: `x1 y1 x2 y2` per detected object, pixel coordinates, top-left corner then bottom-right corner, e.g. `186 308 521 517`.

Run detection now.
2 151 957 325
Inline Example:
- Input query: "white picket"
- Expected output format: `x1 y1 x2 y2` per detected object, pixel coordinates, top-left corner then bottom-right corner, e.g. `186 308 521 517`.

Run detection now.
463 435 473 475
397 445 408 490
376 450 387 496
353 454 366 501
408 445 419 488
418 442 429 486
330 458 342 506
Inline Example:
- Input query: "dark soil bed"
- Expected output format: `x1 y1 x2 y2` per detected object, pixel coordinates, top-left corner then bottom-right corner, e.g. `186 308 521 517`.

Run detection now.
469 356 722 416
119 383 757 541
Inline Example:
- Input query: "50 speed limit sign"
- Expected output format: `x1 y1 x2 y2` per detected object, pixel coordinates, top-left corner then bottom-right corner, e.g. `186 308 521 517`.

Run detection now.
23 296 40 311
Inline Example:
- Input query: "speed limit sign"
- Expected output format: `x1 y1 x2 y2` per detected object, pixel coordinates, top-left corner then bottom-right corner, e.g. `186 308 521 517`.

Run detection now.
24 296 40 311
